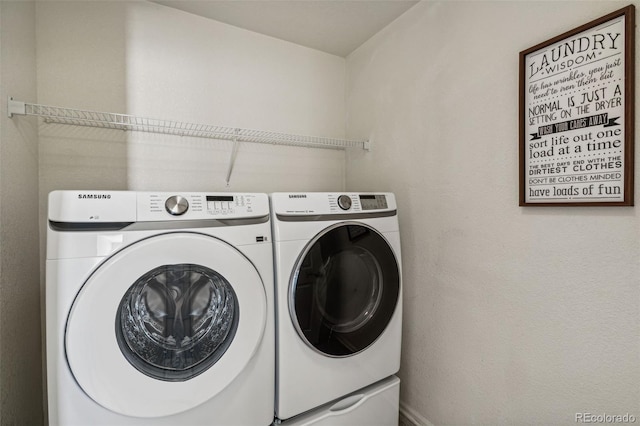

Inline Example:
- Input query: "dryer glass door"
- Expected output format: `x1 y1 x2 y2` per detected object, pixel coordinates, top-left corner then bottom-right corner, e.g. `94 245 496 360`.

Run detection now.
290 223 400 357
65 232 267 418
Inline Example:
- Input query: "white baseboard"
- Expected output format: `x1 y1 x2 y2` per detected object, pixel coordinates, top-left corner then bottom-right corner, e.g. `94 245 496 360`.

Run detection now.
399 401 435 426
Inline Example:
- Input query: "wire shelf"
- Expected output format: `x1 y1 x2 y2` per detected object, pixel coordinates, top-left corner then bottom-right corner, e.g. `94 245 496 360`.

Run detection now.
8 98 369 151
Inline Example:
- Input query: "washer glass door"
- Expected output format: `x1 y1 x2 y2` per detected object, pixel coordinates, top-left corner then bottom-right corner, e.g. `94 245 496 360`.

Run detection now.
115 263 239 382
290 223 400 357
66 232 267 418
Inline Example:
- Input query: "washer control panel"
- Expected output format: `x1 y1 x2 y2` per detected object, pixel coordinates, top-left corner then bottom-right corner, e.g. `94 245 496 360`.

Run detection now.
47 191 269 223
138 192 266 221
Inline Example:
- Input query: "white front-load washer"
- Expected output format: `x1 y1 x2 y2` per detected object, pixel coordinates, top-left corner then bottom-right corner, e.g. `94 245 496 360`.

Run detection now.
270 193 402 421
46 191 274 425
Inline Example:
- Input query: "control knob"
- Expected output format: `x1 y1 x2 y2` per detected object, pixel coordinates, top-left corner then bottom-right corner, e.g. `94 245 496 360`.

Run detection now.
337 195 352 210
165 195 189 216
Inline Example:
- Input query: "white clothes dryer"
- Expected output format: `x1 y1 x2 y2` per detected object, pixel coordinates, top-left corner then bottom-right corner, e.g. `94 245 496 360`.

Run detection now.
270 193 402 420
46 191 274 426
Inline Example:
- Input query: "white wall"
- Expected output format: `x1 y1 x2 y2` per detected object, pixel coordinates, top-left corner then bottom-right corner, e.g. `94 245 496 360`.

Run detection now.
0 1 43 424
37 0 347 196
346 1 639 424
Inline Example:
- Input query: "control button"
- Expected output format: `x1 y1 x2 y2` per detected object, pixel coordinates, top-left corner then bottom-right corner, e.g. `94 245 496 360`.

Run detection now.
165 195 189 216
337 195 352 210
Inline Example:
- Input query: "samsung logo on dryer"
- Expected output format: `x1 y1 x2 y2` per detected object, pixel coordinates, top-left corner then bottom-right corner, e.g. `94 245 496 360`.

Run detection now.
78 194 111 200
288 195 307 198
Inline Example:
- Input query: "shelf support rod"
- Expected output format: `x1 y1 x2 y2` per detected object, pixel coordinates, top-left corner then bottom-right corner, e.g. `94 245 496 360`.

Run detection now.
7 97 26 118
224 129 240 186
7 98 370 151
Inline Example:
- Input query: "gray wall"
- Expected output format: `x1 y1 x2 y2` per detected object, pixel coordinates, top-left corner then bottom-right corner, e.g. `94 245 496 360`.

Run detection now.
0 1 43 424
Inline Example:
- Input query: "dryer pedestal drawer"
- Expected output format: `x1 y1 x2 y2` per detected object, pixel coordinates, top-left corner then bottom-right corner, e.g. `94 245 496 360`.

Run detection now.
278 376 400 426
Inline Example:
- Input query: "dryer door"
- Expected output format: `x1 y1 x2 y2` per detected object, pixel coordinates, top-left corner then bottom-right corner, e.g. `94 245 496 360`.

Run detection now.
66 232 267 418
290 223 400 357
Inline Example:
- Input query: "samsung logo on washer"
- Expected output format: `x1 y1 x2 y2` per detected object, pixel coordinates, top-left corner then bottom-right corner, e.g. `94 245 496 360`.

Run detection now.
289 195 307 198
77 194 111 200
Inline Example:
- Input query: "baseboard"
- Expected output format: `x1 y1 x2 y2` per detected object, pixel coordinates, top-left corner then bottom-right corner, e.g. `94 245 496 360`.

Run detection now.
399 401 435 426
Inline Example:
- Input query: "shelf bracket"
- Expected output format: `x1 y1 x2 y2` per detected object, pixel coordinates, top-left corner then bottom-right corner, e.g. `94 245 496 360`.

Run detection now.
7 97 26 118
224 129 240 186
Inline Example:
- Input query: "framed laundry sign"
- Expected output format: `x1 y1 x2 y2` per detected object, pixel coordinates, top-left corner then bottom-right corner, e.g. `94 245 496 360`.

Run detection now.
519 5 635 206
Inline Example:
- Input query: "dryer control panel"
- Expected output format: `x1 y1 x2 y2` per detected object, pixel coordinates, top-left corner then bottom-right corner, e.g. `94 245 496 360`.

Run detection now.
271 192 396 216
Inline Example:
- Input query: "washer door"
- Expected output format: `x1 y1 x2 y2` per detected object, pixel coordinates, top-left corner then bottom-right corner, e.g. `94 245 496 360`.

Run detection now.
66 232 267 418
290 223 400 357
